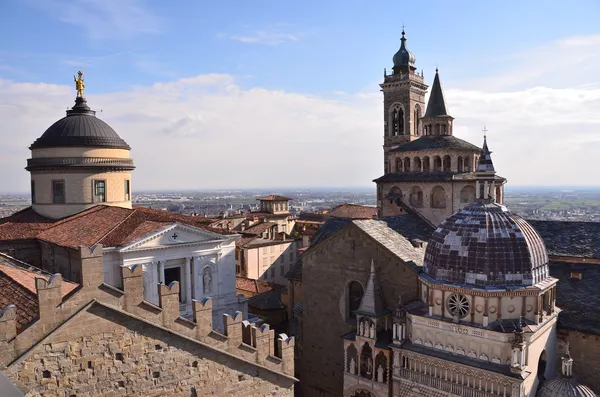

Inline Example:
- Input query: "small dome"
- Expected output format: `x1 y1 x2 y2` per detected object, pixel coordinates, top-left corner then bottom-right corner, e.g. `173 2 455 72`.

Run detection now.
393 31 416 70
30 97 130 150
424 201 549 287
537 378 597 397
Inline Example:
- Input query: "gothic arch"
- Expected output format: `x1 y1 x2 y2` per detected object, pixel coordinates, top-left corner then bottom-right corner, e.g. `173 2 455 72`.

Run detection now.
413 157 422 172
360 342 373 379
346 343 358 373
375 351 388 382
431 186 447 208
409 186 424 207
460 185 476 203
422 156 430 172
347 281 364 320
443 155 451 172
388 103 405 136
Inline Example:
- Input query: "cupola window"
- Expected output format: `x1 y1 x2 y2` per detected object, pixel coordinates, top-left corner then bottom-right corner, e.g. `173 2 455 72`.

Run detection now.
52 180 66 204
447 294 470 318
93 180 106 203
31 180 36 204
125 180 131 201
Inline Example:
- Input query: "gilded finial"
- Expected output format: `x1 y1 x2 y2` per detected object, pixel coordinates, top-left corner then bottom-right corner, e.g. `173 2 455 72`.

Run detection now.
74 71 85 98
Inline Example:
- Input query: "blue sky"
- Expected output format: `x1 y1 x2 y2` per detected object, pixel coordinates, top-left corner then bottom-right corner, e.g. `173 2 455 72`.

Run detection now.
1 0 600 192
3 0 599 94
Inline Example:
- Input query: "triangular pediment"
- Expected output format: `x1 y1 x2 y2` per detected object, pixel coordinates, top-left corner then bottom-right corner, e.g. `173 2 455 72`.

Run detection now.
120 223 234 252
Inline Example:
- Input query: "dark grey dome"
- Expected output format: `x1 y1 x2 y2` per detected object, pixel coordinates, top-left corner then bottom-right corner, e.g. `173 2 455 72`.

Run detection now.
537 378 597 397
30 97 130 150
393 30 416 70
424 201 549 287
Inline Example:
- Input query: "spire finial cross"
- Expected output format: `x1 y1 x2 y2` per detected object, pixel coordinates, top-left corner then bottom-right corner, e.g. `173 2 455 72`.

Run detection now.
482 125 488 139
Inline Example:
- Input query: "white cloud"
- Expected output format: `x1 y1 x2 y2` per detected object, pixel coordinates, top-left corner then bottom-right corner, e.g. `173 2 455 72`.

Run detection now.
2 33 600 193
224 30 299 46
33 0 160 40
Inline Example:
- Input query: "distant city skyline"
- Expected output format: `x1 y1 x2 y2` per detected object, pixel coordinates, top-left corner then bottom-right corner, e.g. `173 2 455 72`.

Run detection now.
1 0 600 193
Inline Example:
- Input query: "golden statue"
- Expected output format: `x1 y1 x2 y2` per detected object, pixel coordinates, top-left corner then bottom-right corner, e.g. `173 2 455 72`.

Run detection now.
74 71 85 97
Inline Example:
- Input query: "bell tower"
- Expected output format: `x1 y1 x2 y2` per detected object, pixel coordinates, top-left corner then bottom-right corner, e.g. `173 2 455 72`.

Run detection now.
380 29 428 174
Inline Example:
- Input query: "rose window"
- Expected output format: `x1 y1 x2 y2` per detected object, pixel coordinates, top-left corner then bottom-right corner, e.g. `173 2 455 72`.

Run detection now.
448 294 470 318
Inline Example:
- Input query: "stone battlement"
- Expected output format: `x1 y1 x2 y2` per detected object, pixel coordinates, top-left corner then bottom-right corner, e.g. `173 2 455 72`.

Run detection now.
0 245 294 380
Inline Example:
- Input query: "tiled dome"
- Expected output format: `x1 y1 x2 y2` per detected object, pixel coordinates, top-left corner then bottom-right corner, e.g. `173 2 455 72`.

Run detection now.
424 201 549 287
537 378 597 397
30 97 130 150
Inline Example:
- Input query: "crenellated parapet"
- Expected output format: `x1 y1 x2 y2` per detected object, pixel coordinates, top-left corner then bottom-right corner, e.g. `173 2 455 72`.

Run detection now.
0 245 295 380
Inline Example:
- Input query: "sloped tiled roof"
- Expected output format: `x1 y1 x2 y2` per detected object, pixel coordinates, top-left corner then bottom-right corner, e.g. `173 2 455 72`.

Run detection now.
0 256 78 332
242 222 277 236
0 205 235 249
529 220 600 259
327 204 377 219
236 277 285 295
247 290 284 311
390 135 480 153
354 219 428 268
550 261 600 335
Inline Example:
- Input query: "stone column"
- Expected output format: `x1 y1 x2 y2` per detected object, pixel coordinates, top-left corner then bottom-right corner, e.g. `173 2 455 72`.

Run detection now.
159 260 165 284
185 257 192 306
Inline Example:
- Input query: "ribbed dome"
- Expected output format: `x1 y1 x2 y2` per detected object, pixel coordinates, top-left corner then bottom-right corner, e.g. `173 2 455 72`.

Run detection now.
537 378 597 397
393 30 416 70
30 97 130 150
424 201 549 287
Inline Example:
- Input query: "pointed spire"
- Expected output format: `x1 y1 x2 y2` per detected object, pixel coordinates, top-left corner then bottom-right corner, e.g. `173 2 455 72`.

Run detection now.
476 133 496 173
423 68 450 118
356 260 387 316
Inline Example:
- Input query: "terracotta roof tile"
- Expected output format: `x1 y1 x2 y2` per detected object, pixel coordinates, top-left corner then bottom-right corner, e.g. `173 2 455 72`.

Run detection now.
0 205 237 249
0 257 79 333
242 222 276 236
327 204 377 219
236 277 285 294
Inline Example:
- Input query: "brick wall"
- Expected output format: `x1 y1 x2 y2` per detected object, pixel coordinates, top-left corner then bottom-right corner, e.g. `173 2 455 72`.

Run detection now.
0 245 296 396
6 304 292 397
562 330 600 393
300 224 420 397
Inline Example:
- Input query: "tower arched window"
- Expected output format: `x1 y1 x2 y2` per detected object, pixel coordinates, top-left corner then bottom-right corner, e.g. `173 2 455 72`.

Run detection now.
414 105 421 136
422 156 430 172
403 157 410 172
413 157 422 172
443 155 451 172
348 281 364 320
457 156 464 173
395 158 403 172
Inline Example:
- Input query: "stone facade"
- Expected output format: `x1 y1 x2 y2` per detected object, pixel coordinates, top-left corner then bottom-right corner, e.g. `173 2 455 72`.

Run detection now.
0 245 296 396
561 330 600 393
301 224 421 397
